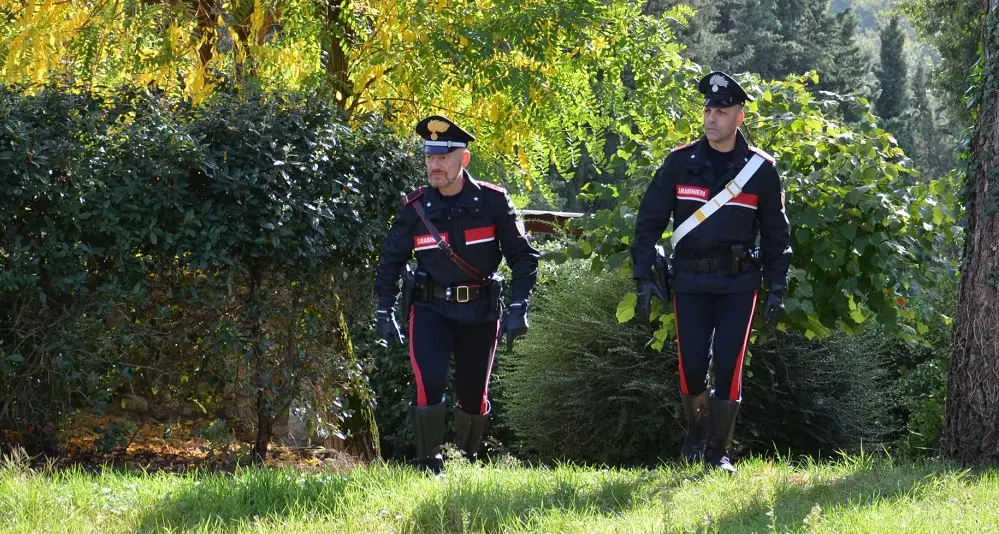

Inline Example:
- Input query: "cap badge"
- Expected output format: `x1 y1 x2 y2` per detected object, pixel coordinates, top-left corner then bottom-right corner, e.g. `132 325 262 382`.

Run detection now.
709 74 729 93
427 119 450 141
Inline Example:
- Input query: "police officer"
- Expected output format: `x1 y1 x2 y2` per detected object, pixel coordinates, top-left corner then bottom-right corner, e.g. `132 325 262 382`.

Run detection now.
631 72 792 474
373 115 540 473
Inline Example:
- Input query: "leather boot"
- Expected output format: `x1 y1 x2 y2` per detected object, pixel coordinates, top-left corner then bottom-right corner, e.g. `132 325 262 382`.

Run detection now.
705 393 740 475
679 390 709 463
410 403 447 474
455 407 489 462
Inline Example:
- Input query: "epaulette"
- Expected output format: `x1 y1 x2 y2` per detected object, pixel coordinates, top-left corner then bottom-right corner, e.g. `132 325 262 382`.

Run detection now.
748 146 776 164
670 139 700 153
478 181 507 194
403 187 424 206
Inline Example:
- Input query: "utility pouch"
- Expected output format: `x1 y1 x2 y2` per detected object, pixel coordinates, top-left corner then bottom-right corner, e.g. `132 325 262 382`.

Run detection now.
729 245 747 275
415 270 432 302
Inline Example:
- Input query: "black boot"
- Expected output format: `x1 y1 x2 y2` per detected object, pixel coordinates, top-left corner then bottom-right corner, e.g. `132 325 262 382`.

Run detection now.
410 403 447 474
455 408 489 462
705 393 740 475
679 391 709 463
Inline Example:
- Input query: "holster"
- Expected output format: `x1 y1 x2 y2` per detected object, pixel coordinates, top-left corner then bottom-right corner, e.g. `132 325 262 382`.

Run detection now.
652 244 672 303
727 244 762 275
414 270 432 302
487 273 504 314
401 263 417 324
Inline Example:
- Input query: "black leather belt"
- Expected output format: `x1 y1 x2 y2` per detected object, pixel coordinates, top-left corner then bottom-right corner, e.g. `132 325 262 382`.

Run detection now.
672 257 728 273
672 256 758 274
430 283 488 302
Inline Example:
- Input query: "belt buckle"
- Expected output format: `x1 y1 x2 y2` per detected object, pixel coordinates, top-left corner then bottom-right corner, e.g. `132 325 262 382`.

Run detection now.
453 285 470 303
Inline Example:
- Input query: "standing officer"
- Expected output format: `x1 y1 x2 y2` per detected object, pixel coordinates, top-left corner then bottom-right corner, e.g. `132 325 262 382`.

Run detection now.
373 115 540 473
631 72 792 474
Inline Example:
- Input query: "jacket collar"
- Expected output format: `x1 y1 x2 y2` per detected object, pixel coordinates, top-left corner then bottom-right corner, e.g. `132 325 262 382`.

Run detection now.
686 129 751 169
422 169 484 215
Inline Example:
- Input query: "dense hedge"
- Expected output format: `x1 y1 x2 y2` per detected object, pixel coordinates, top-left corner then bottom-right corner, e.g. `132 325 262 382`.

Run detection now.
498 260 899 466
0 86 421 458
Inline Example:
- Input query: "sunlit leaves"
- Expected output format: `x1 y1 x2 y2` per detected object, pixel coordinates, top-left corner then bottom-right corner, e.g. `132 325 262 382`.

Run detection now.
573 72 959 346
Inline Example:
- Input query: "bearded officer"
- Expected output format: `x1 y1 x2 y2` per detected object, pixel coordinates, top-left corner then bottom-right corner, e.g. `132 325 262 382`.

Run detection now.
373 115 540 473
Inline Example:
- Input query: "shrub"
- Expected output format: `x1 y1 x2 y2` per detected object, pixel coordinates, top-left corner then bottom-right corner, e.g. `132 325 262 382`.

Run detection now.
498 261 681 466
890 273 956 457
499 259 899 466
0 85 421 458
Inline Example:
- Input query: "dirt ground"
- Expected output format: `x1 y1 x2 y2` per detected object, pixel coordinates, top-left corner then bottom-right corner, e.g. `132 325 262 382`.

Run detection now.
3 411 367 474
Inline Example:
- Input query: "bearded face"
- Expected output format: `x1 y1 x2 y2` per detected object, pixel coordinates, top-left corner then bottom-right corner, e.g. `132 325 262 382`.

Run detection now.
426 149 470 191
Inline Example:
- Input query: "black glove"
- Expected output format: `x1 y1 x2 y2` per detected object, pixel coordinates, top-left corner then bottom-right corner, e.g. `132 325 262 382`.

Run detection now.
375 309 404 346
762 291 785 327
500 301 529 352
635 278 668 323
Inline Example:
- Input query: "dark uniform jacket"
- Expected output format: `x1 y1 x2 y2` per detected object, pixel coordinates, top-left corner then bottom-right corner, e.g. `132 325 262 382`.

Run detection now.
375 170 540 323
631 130 791 294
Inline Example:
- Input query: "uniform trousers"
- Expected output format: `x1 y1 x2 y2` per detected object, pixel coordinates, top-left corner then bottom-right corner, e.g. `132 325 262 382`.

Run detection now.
673 290 757 400
408 304 500 415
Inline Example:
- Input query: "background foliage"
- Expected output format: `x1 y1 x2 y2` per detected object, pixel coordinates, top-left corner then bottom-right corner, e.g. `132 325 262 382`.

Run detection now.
0 85 420 458
0 0 971 462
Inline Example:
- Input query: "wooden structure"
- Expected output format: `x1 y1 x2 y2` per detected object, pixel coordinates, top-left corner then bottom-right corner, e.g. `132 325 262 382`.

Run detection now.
521 210 584 236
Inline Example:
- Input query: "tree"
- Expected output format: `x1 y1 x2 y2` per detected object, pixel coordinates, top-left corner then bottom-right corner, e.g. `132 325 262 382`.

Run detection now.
651 0 732 67
901 0 983 122
663 0 876 102
817 8 877 103
877 15 908 122
943 0 999 463
905 61 955 182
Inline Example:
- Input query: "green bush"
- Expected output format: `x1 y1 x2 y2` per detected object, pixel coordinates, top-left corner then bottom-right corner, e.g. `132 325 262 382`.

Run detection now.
499 260 899 466
890 273 956 457
0 85 421 457
739 328 898 456
498 261 681 466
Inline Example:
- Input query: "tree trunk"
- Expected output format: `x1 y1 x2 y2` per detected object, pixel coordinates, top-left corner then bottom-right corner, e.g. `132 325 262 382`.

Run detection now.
321 0 352 111
943 0 999 464
335 298 381 461
248 267 272 463
193 0 217 67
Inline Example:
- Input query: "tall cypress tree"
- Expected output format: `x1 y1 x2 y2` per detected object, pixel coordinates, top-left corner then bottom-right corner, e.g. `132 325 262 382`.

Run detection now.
906 61 955 181
819 8 877 100
877 15 908 121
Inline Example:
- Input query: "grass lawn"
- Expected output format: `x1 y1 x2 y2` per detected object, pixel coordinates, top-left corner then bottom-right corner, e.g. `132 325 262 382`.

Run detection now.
1 452 997 533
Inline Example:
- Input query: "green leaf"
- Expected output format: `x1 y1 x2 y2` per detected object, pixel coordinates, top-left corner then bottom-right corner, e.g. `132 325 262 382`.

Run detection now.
840 224 857 241
617 293 637 324
932 206 944 225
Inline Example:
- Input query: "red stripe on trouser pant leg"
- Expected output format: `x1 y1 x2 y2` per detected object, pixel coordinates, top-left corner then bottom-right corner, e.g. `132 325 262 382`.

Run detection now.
408 305 427 406
478 319 502 415
674 297 689 395
729 290 758 401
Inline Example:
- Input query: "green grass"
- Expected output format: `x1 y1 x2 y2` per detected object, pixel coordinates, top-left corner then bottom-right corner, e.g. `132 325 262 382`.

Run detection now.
1 452 997 533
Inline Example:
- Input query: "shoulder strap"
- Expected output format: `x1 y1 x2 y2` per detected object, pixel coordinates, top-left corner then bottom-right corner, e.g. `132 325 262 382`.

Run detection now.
410 200 486 280
670 154 766 248
403 187 424 205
